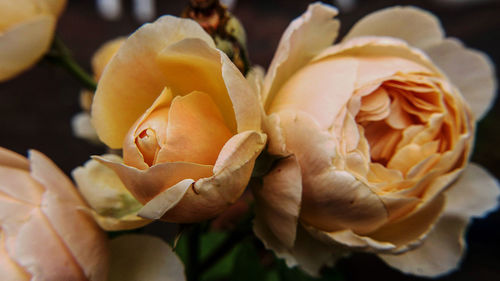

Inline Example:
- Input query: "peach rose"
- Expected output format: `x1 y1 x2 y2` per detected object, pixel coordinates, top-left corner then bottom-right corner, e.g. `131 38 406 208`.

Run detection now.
253 3 499 277
0 0 66 81
0 147 108 281
91 16 266 223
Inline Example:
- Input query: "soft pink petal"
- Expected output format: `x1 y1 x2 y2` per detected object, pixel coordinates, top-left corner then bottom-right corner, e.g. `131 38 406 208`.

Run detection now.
0 147 29 170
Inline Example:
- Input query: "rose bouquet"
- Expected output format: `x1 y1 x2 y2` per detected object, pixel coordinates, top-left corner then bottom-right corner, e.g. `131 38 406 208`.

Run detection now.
0 1 498 281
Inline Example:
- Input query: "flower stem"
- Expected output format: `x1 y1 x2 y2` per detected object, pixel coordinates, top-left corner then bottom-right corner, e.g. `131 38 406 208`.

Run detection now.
45 36 97 91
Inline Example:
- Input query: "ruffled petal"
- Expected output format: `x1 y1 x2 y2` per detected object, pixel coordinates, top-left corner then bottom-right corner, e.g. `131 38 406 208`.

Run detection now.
262 3 339 109
343 6 444 49
109 234 185 281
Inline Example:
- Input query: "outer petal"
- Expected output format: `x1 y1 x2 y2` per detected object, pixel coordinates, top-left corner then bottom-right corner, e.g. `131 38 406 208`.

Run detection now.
0 147 29 170
0 15 55 82
155 131 266 222
253 155 302 248
29 150 109 281
91 37 125 80
378 215 468 277
91 16 215 148
72 155 151 231
424 39 497 120
109 234 185 281
262 3 339 109
444 163 500 219
378 164 499 277
343 6 444 50
99 131 266 222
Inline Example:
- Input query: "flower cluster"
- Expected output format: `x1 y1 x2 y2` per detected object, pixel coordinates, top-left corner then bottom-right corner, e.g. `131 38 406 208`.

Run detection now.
0 1 498 280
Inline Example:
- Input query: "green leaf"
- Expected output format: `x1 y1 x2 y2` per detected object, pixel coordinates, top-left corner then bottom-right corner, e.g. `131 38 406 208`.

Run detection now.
229 241 267 281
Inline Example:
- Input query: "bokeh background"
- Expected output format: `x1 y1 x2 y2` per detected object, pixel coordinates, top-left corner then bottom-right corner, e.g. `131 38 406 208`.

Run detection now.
1 0 499 280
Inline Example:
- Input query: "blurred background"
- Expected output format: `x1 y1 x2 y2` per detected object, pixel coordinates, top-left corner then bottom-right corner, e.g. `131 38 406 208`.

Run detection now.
1 0 499 280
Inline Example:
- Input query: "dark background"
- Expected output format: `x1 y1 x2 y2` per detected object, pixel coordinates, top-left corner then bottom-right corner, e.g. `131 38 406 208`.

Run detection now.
1 0 499 280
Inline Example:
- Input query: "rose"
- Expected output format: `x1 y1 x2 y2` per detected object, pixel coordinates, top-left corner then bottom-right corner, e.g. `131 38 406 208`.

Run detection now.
253 3 499 277
0 147 108 280
0 0 66 81
91 16 266 223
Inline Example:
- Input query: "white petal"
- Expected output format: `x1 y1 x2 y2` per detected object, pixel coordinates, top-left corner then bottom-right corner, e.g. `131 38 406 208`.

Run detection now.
109 234 185 281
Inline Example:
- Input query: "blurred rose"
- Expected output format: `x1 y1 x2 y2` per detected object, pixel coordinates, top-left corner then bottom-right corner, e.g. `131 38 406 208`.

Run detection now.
0 0 66 81
253 3 499 277
0 147 108 281
91 16 266 223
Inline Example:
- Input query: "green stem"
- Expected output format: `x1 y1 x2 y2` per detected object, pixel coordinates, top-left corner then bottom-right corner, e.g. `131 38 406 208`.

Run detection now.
45 36 97 91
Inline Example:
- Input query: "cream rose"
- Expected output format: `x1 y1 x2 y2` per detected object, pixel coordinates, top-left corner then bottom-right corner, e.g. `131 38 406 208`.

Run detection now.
0 147 108 281
91 16 266 223
0 0 66 81
253 3 499 277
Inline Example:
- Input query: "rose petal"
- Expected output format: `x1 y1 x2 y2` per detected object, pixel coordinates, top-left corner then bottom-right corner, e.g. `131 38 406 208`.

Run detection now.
157 91 233 165
262 3 339 109
269 56 358 130
0 231 30 281
0 147 29 171
108 234 185 281
444 163 500 218
343 6 444 49
378 214 468 277
163 131 266 222
91 16 214 148
94 156 213 205
0 15 55 82
424 38 497 120
253 155 302 248
91 37 125 80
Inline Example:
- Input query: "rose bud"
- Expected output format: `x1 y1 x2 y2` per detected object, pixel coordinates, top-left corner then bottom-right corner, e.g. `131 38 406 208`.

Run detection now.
91 16 266 223
0 0 66 81
0 147 108 280
253 3 499 277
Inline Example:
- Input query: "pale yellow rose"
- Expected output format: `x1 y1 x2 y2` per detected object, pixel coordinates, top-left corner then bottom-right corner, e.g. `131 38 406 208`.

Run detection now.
253 3 499 277
0 0 66 81
0 147 108 281
91 16 266 223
